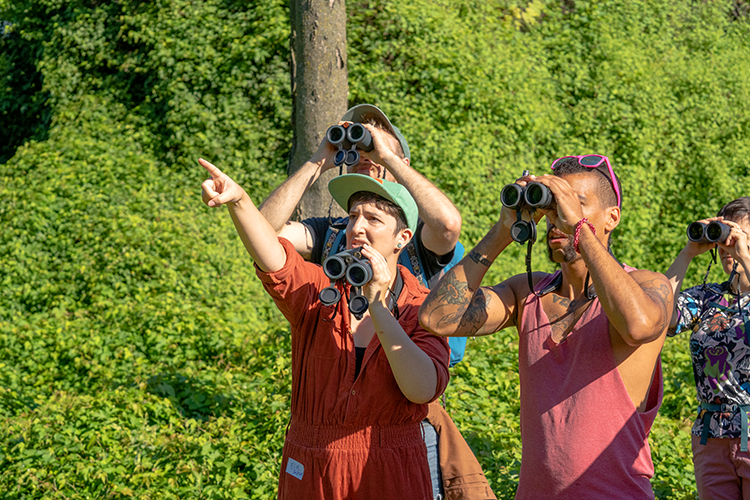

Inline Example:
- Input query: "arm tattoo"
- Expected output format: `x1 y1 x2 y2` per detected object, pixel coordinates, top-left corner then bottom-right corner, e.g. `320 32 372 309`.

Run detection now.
641 278 671 333
469 250 492 267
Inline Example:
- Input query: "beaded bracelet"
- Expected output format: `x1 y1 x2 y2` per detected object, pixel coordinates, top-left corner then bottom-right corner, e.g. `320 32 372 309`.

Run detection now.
574 218 596 254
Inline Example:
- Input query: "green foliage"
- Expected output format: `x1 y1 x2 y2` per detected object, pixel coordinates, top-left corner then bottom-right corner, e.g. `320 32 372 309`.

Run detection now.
2 0 749 497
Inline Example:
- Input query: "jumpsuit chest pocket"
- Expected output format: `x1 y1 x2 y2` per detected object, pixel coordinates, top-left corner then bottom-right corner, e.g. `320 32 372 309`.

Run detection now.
311 305 344 360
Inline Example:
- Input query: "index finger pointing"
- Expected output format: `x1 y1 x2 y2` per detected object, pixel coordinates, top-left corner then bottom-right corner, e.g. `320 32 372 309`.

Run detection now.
199 158 222 178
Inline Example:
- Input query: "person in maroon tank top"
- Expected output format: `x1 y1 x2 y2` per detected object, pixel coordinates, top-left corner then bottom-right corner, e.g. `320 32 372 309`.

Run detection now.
419 156 675 499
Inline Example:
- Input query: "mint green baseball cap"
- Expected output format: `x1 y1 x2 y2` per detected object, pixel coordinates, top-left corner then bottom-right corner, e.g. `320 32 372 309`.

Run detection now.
328 174 418 232
341 104 410 160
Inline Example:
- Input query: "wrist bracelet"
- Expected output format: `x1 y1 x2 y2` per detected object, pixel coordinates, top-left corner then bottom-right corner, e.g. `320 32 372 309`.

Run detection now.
574 218 596 254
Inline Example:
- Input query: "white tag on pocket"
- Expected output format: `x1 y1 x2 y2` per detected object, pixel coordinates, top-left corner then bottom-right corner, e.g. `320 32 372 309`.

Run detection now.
286 457 304 480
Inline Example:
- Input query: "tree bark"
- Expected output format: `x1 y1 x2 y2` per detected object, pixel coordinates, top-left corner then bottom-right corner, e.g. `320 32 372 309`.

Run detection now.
289 0 348 219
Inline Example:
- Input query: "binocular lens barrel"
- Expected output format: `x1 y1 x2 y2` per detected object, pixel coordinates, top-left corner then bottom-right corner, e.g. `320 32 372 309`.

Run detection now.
323 255 347 280
346 262 373 287
686 222 706 242
347 124 373 152
326 125 346 145
501 183 524 209
706 221 731 243
686 221 731 243
525 182 554 209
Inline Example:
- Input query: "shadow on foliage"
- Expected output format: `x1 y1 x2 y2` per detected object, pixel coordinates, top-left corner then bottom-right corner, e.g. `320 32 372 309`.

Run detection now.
146 373 235 421
0 30 51 163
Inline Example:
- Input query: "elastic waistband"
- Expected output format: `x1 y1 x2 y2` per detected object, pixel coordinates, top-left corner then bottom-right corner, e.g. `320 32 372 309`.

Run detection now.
287 420 424 450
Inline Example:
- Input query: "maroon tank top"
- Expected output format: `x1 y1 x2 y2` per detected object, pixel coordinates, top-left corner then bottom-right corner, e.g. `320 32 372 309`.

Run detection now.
515 270 662 500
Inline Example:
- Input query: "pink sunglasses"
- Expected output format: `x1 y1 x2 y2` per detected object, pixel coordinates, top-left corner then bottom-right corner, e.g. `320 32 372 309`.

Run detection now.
550 155 621 208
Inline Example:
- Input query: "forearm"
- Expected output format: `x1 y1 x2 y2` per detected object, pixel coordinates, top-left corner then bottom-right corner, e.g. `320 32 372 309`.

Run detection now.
370 303 440 404
258 160 324 232
384 156 461 253
228 192 287 272
419 222 513 336
579 227 670 344
665 247 695 295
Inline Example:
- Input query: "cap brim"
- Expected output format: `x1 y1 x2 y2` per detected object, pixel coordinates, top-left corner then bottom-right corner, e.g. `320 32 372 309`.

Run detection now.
328 174 416 232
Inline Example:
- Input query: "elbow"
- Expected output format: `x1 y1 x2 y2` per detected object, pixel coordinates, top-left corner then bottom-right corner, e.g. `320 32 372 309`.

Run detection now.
440 212 462 246
621 320 665 346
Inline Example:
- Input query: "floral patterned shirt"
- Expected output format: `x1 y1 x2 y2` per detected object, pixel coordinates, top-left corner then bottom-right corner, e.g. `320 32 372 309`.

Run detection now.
671 282 750 439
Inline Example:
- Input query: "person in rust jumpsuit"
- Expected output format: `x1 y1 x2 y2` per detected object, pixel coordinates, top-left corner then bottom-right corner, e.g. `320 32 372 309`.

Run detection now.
199 161 450 500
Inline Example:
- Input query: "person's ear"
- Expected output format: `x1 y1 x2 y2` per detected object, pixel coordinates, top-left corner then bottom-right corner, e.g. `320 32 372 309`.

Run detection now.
395 228 413 253
604 206 620 233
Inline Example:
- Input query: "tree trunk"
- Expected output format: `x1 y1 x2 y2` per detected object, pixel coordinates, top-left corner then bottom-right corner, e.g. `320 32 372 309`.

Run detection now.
289 0 348 220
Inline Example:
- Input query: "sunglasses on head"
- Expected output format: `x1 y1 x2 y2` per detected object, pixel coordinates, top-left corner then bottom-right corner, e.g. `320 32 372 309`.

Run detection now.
550 155 621 208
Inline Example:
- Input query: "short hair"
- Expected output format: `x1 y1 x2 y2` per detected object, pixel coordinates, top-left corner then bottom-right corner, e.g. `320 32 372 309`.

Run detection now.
362 118 405 159
551 157 621 209
348 191 409 234
718 197 750 223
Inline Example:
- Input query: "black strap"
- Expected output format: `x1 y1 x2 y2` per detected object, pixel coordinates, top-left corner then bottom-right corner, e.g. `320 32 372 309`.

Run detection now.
388 270 404 319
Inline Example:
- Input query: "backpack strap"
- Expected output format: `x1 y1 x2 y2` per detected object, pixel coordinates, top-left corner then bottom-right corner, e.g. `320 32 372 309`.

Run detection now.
321 223 348 264
400 241 427 288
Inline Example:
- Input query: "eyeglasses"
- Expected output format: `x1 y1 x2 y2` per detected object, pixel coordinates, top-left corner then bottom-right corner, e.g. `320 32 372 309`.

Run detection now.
550 155 621 208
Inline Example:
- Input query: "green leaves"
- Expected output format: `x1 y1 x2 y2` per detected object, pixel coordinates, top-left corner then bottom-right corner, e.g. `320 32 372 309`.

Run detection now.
2 0 748 497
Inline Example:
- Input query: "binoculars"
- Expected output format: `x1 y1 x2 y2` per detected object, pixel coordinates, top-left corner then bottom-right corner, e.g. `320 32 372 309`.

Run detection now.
326 123 374 168
500 181 554 211
501 173 554 243
687 221 731 244
318 248 373 319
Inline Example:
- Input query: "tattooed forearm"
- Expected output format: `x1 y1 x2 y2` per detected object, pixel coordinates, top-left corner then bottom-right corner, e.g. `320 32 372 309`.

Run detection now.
469 250 493 267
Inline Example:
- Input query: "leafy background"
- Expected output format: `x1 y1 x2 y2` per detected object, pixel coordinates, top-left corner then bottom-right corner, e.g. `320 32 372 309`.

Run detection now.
2 0 749 497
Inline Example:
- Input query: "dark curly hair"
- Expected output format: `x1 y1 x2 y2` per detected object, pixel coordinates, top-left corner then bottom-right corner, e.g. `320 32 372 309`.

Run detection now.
551 157 622 209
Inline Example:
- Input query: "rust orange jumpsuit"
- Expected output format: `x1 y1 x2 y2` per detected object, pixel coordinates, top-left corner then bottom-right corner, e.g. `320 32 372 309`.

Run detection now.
257 238 450 500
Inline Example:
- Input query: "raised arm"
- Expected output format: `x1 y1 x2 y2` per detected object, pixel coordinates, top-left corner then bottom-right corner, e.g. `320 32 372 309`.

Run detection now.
536 174 673 346
664 218 718 329
257 135 340 258
200 158 286 272
365 125 462 256
419 196 535 337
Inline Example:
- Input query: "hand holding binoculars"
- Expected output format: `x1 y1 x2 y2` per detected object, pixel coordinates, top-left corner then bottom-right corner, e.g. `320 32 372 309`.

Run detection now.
687 220 731 244
326 123 374 168
500 171 555 243
318 248 374 319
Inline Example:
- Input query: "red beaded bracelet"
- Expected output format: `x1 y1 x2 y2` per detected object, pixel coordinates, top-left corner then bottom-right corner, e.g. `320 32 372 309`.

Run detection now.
574 218 596 254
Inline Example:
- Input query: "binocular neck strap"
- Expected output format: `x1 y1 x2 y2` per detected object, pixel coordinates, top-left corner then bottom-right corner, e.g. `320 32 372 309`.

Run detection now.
701 247 718 289
387 271 404 319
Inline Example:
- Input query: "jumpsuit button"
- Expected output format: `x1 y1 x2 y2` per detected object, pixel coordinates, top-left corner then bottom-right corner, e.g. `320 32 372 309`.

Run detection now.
351 389 356 395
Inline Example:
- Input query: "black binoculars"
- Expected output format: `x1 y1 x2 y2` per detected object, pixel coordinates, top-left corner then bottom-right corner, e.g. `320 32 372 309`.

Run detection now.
501 174 554 244
687 221 731 244
326 123 374 168
500 181 554 211
318 248 373 319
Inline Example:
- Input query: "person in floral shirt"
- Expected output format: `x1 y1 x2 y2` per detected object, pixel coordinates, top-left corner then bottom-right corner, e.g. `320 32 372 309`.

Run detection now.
667 197 750 499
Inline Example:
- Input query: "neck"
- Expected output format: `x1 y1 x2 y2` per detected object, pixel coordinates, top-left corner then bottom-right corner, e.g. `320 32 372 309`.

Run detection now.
559 258 591 300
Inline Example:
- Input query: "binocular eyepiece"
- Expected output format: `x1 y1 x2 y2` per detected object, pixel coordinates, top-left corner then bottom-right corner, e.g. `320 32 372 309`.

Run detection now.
687 221 731 244
326 123 374 168
319 248 373 319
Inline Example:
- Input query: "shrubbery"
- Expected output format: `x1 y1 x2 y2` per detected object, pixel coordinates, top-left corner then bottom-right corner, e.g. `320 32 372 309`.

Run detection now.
2 0 749 497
